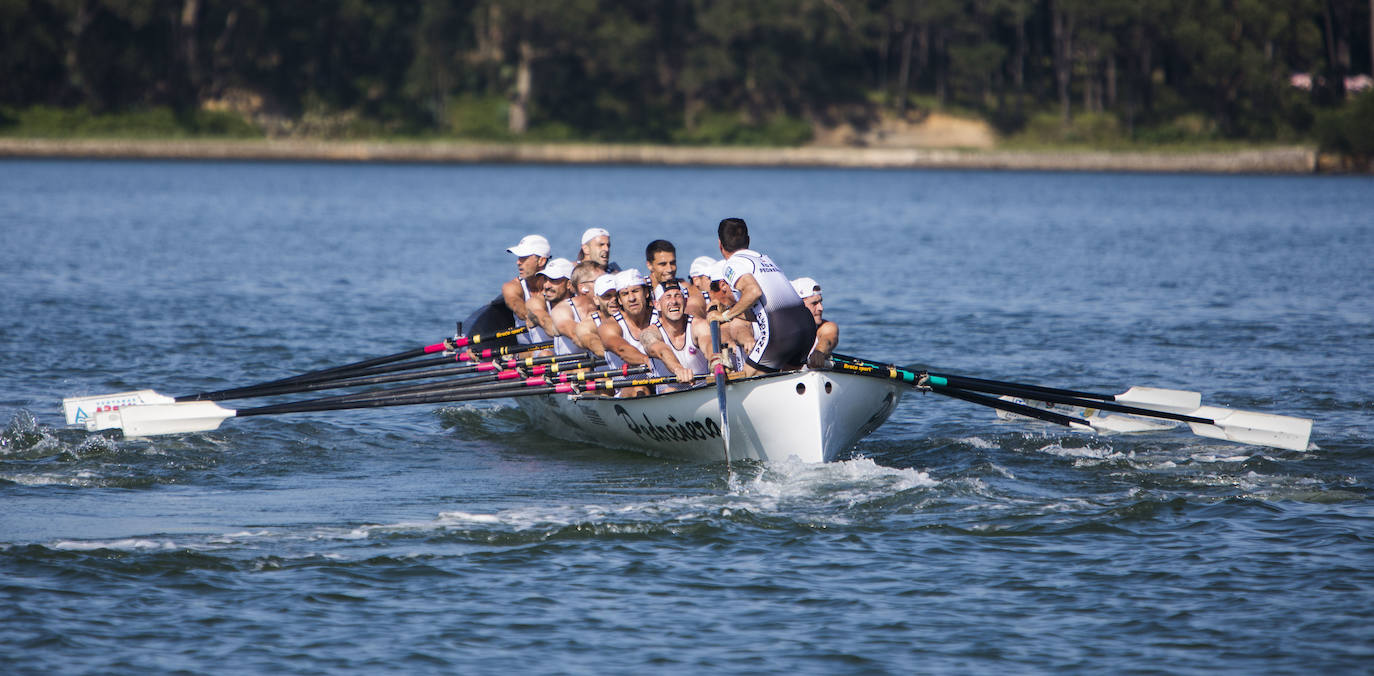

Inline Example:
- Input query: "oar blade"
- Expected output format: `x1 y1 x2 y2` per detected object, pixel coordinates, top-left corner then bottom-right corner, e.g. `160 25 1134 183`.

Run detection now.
63 390 176 427
995 396 1179 433
104 401 237 437
1114 387 1201 413
1186 406 1313 451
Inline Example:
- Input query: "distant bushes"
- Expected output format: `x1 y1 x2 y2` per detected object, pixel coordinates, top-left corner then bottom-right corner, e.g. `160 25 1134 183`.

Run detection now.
1314 90 1374 170
0 106 260 138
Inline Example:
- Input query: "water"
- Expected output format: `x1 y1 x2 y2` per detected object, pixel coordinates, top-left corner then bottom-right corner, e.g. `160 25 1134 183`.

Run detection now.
2 159 1372 673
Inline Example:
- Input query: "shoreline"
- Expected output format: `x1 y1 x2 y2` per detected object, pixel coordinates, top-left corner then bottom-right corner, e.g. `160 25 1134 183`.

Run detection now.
0 137 1323 174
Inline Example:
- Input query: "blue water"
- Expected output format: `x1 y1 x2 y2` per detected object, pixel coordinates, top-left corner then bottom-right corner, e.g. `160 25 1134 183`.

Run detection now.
2 159 1372 673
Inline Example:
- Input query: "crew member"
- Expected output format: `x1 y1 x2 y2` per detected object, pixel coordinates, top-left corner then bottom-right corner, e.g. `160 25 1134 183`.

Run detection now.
791 276 838 369
710 218 816 375
550 260 604 355
598 268 659 396
501 234 550 344
576 227 620 273
705 259 752 371
524 257 574 347
645 239 708 319
575 273 620 358
688 256 716 303
640 279 712 393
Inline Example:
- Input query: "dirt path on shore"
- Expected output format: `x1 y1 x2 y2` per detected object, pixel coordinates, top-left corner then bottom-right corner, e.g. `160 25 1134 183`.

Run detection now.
0 137 1317 174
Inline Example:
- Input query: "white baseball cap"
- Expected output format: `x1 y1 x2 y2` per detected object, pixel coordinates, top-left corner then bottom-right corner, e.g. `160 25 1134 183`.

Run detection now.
614 268 649 291
581 227 610 245
791 277 821 299
593 274 617 297
689 256 716 278
507 234 550 257
540 257 574 280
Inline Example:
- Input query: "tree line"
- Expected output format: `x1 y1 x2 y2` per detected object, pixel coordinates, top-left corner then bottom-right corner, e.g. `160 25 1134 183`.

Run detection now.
2 0 1371 145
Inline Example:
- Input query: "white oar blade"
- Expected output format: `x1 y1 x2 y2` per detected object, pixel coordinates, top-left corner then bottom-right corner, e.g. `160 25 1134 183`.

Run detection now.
63 390 176 427
1186 405 1313 451
104 401 237 437
1114 387 1201 413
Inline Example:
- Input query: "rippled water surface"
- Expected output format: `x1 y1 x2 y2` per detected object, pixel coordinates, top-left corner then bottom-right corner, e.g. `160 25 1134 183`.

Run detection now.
2 160 1372 673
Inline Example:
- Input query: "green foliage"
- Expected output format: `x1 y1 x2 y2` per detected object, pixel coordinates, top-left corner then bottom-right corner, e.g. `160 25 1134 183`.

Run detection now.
1314 89 1374 163
445 95 512 141
0 105 259 138
672 110 812 147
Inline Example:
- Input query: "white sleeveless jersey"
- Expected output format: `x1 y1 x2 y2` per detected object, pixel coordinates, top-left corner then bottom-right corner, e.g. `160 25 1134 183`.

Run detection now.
553 298 582 356
650 317 709 379
515 278 534 345
604 309 656 371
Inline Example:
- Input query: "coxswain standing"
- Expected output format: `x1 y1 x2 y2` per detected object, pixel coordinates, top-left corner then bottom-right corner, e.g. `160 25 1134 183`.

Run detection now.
791 277 838 369
550 260 605 355
598 269 659 397
645 239 709 319
710 218 816 376
501 234 550 345
640 279 712 393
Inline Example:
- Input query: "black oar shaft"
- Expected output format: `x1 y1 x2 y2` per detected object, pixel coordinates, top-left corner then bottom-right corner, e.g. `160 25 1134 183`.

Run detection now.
928 379 1214 426
932 386 1089 428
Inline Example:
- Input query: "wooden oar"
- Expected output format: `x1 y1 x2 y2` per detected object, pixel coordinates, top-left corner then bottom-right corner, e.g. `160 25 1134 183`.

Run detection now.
829 357 1313 451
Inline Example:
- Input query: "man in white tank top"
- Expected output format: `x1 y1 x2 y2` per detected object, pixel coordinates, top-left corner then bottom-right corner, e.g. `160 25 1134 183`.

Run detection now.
575 273 620 359
711 218 816 376
523 257 573 350
501 234 550 345
597 269 659 396
791 276 839 369
640 279 712 392
550 260 605 355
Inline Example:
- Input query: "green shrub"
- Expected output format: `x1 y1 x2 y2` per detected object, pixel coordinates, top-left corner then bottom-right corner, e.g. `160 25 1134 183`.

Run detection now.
672 110 811 146
1314 89 1374 165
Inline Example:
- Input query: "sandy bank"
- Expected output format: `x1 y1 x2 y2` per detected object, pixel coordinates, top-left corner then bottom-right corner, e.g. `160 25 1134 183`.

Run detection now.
0 138 1319 174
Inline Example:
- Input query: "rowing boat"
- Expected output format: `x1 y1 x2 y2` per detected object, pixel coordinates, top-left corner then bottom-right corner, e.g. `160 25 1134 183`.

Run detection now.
517 369 905 463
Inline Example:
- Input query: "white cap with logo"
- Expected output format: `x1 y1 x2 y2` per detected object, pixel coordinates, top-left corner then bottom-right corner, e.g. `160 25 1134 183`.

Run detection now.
507 234 551 258
540 257 574 280
790 277 820 299
593 274 618 297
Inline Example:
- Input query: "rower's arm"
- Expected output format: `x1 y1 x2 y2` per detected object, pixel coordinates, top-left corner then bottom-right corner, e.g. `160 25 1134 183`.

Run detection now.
502 279 529 322
527 296 559 336
722 273 762 323
598 320 651 366
809 320 839 369
551 303 579 341
640 328 692 383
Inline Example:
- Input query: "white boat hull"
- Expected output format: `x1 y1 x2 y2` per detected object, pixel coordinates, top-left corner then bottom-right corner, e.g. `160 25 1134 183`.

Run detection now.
516 370 905 463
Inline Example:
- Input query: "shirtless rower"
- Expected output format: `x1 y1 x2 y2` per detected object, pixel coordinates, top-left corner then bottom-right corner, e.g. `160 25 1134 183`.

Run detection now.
645 239 708 319
501 234 550 345
597 269 659 397
791 276 838 369
576 227 621 273
640 279 713 393
549 260 605 355
709 218 816 376
523 257 574 347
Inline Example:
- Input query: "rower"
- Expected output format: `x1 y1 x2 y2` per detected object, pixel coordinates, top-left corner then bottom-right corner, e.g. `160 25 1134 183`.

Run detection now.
550 260 605 355
791 276 838 369
645 239 708 319
577 227 621 273
575 273 619 358
705 259 753 370
597 268 659 396
710 218 816 376
523 257 574 348
688 256 716 301
640 279 712 393
501 234 550 345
